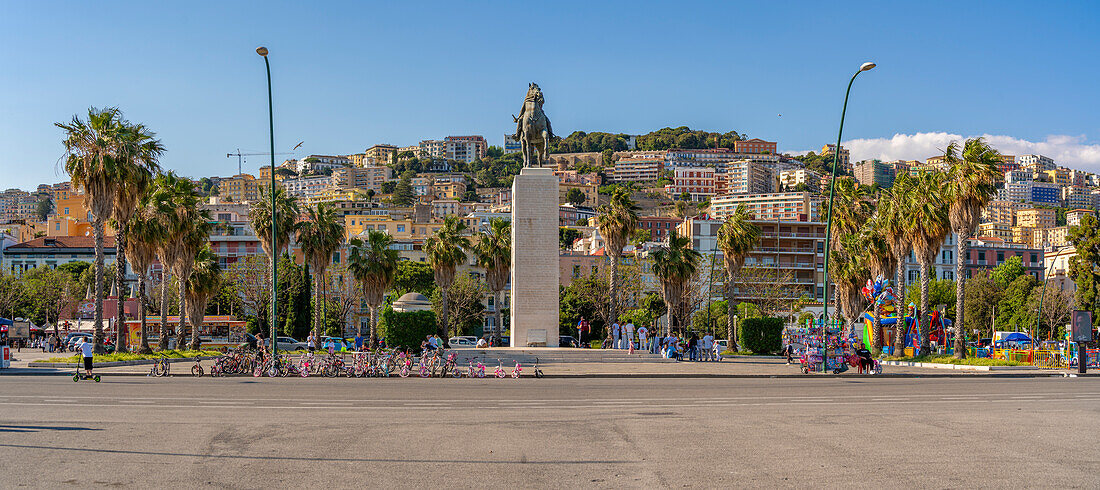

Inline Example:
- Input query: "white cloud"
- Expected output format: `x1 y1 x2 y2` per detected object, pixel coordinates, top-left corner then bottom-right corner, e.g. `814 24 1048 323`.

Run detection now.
833 132 1100 171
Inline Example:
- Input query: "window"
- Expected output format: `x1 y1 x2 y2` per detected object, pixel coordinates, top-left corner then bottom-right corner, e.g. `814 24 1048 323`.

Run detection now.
978 251 986 261
943 270 954 280
942 250 953 264
1030 253 1038 264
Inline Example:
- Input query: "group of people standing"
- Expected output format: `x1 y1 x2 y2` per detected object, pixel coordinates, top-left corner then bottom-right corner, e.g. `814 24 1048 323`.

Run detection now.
576 316 724 361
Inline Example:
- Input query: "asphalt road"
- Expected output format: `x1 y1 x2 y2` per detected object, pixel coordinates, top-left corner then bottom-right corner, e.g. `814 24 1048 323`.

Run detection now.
1 375 1098 488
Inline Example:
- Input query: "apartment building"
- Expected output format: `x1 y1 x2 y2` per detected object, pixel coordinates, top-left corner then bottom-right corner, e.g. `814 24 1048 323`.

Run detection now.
503 134 521 154
559 181 598 207
47 194 98 237
964 237 1044 280
559 204 597 227
732 138 777 154
1042 168 1071 186
364 144 398 166
1017 154 1056 172
669 167 716 201
432 181 467 201
1063 186 1092 209
820 144 851 172
611 157 664 183
331 165 392 193
294 155 350 174
677 217 827 303
778 169 821 192
444 136 488 163
1016 208 1056 228
997 154 1019 173
220 174 261 203
977 222 1012 242
281 175 334 200
4 236 116 274
419 140 446 159
853 160 896 188
722 160 774 195
664 148 781 169
1031 226 1071 249
1012 226 1034 245
637 216 683 241
1067 209 1095 227
710 192 815 222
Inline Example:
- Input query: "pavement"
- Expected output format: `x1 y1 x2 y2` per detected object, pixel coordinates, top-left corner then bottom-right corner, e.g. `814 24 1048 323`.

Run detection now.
1 374 1098 488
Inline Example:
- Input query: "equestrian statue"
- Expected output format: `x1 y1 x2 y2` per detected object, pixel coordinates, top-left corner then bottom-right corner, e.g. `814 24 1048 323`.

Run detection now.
512 82 554 167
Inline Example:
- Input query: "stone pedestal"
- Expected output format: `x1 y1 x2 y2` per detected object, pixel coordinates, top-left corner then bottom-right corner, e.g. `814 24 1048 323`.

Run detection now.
510 167 559 347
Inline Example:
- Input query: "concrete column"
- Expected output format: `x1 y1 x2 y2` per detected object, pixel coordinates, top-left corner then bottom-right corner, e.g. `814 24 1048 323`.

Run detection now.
510 167 559 347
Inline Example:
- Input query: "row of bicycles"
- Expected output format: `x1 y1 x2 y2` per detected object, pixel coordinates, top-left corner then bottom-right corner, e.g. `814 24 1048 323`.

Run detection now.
187 348 545 379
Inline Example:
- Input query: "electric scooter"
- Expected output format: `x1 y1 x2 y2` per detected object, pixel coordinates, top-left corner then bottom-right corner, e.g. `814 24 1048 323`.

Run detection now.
73 359 101 382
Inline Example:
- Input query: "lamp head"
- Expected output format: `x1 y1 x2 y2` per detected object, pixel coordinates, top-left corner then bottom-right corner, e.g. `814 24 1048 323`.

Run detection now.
860 62 876 72
256 46 269 57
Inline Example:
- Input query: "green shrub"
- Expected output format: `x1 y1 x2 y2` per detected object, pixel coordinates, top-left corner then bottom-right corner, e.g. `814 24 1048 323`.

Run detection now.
738 317 783 354
378 307 438 350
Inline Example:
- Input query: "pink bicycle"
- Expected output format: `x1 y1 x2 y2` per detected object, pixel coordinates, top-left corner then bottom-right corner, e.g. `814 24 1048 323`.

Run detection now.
510 360 522 378
467 357 485 378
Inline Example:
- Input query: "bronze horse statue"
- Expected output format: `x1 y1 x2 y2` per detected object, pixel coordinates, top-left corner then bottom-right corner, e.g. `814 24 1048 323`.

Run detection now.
513 83 554 167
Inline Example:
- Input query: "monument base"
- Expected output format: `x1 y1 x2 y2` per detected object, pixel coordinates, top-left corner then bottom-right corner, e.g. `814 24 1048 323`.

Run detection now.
510 167 560 347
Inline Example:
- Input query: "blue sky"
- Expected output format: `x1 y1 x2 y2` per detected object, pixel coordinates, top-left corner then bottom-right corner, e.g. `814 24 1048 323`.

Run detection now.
2 1 1100 190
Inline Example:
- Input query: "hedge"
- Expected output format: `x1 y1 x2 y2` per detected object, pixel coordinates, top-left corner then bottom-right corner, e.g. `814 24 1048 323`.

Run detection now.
737 317 783 354
378 307 438 350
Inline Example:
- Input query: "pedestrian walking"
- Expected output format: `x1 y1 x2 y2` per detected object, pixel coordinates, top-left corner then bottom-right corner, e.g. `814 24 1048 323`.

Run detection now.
611 322 621 349
702 332 714 361
577 317 590 347
688 332 699 361
637 325 648 354
307 334 316 353
354 332 364 352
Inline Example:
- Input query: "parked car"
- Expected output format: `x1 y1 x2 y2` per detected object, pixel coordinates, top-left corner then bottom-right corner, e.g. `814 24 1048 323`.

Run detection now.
65 332 92 351
448 336 476 348
276 336 307 351
559 335 579 348
714 339 729 353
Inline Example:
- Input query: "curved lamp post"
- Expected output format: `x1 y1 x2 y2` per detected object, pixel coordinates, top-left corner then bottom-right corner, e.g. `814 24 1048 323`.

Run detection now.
257 46 278 355
820 62 875 356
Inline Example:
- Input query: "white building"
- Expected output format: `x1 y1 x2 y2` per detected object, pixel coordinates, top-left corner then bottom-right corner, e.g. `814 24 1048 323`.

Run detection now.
1017 154 1056 172
281 175 334 200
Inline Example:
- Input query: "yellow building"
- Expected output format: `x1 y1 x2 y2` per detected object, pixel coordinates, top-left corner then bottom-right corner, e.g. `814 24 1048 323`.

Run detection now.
333 166 391 193
220 174 261 203
343 214 439 241
364 144 398 166
1041 168 1071 186
1016 208 1056 228
977 222 1012 242
559 182 598 207
432 181 467 200
1031 226 1070 249
47 194 111 237
1011 226 1034 245
982 200 1025 226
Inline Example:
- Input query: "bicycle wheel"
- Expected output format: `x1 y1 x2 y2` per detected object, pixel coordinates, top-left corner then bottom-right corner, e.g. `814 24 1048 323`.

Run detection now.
192 365 203 377
399 365 410 378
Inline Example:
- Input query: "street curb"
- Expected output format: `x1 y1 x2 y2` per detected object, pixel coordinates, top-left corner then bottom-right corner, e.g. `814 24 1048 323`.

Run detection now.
26 356 219 368
880 360 1038 371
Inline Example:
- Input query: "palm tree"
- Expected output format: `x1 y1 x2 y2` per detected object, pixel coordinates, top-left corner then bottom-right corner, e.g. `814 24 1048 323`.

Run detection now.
249 186 300 260
109 123 163 352
833 234 871 335
945 138 1002 359
716 204 760 350
856 218 897 354
297 203 345 343
126 204 165 353
57 107 125 354
473 218 511 345
825 179 871 325
348 231 400 348
424 215 470 347
595 188 639 326
882 172 916 355
147 172 211 349
651 229 702 336
185 246 221 350
907 171 951 356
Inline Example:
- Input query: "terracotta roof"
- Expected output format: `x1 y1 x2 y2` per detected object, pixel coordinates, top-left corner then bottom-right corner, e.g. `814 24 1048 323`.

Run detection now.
7 236 116 250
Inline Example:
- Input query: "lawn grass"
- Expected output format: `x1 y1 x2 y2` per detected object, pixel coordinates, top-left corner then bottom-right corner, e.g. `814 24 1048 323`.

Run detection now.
889 355 1028 367
33 349 223 364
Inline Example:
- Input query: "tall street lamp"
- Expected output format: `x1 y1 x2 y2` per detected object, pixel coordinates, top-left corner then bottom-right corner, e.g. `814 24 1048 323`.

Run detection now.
821 62 875 361
257 46 278 355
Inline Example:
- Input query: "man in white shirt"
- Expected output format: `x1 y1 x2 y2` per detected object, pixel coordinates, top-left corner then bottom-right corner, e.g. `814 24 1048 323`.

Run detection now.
701 332 714 361
80 339 95 377
637 325 649 353
623 322 635 350
611 322 621 349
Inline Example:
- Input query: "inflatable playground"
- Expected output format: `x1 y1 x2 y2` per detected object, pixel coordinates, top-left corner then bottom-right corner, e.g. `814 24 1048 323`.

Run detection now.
859 275 951 354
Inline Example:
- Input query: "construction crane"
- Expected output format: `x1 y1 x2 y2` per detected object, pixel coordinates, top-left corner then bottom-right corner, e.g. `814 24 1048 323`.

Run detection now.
226 147 297 175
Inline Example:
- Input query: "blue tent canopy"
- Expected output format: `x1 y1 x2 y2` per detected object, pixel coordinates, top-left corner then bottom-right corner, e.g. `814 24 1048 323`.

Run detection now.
0 317 12 326
1003 332 1032 342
